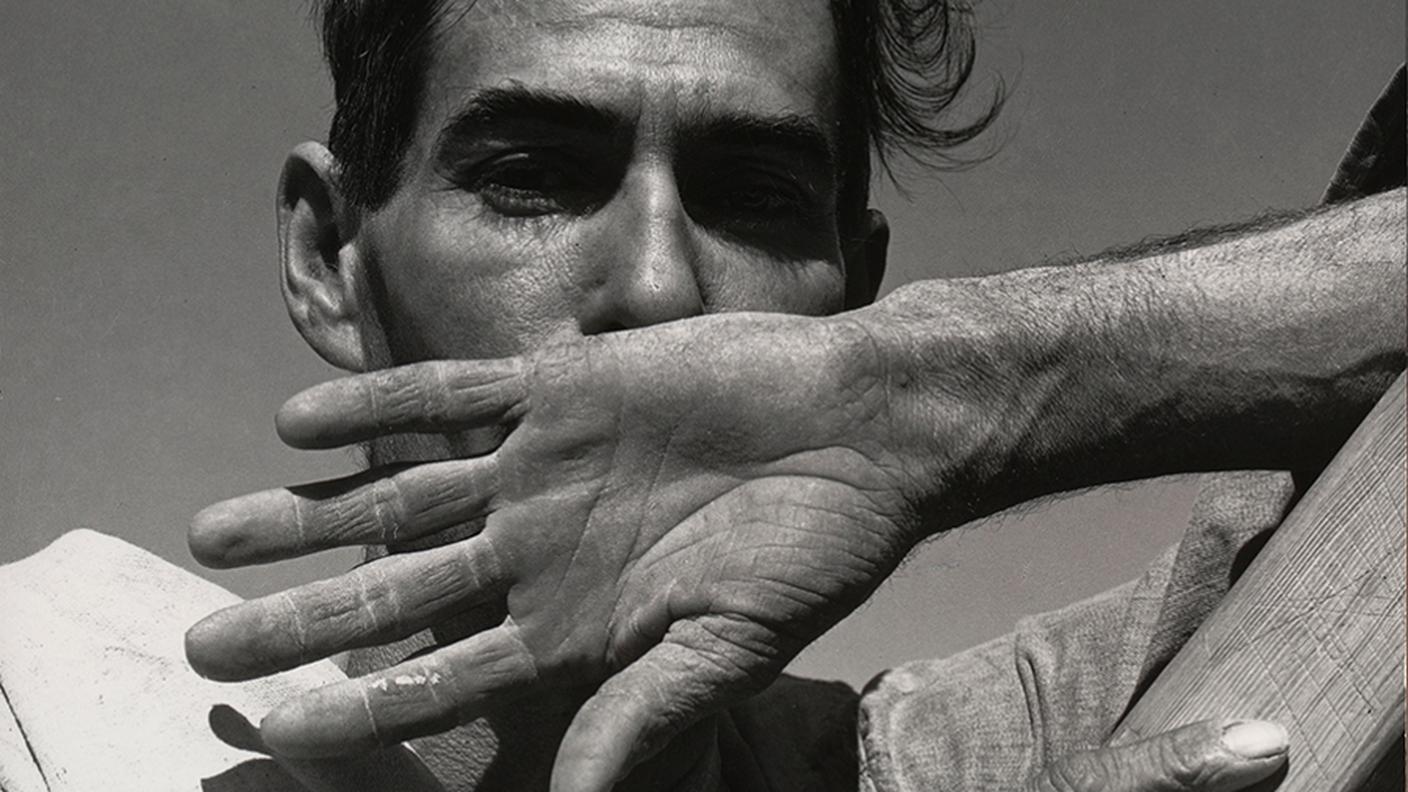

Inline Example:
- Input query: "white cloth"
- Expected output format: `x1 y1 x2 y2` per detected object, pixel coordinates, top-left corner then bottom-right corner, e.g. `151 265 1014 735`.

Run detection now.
0 530 438 792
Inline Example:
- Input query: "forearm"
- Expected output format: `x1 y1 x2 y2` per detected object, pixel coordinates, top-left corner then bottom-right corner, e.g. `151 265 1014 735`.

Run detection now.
863 188 1406 534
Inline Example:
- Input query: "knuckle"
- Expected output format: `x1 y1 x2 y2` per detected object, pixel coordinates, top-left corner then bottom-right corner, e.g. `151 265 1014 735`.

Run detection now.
1038 751 1116 792
371 367 434 427
1147 724 1222 789
276 590 313 663
368 475 408 542
422 361 454 422
352 567 391 635
454 536 503 592
1153 736 1201 786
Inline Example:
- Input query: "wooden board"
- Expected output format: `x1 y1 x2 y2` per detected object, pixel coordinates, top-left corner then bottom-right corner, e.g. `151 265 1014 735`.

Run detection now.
1110 373 1407 791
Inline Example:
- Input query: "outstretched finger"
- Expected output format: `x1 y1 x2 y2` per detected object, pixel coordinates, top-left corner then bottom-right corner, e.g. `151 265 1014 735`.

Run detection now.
205 703 447 792
260 621 541 758
189 457 500 568
277 358 527 449
551 615 778 792
186 536 508 681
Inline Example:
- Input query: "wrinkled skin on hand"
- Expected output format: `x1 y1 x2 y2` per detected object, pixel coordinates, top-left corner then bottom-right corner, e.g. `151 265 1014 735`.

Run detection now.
186 312 924 792
1029 720 1289 792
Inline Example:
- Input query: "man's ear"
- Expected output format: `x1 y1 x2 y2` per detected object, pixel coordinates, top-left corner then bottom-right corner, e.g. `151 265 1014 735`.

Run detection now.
278 141 371 372
844 209 890 309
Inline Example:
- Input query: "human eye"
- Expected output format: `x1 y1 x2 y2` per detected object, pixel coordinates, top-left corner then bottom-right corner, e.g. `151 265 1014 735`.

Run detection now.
685 166 825 234
692 157 819 215
679 160 836 262
729 171 810 216
724 179 803 216
454 151 598 217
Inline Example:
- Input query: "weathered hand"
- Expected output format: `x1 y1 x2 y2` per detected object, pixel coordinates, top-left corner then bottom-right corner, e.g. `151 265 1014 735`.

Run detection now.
1029 720 1289 792
186 312 926 791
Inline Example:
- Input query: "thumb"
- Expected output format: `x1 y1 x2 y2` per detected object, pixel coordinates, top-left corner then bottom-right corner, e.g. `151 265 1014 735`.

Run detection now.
550 615 777 792
1030 719 1289 792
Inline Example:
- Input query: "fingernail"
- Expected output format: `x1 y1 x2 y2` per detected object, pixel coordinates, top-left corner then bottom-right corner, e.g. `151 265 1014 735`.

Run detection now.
1222 720 1289 759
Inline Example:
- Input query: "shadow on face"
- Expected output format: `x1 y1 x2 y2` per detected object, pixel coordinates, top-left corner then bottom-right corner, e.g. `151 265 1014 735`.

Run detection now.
270 4 892 783
280 0 888 384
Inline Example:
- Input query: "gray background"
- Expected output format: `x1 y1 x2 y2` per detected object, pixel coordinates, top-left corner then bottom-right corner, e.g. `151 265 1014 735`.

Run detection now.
1 1 1402 687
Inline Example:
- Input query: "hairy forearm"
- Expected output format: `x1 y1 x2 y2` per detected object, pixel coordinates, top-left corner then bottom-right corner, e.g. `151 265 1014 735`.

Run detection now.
863 188 1406 535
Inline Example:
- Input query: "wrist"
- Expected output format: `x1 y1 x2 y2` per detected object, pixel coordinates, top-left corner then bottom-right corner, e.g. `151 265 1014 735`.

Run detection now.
853 263 1175 533
839 278 1046 540
839 191 1405 543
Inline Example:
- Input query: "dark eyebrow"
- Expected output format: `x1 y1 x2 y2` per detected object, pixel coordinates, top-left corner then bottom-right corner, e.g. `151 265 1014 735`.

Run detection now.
434 86 836 176
433 85 625 158
684 112 837 175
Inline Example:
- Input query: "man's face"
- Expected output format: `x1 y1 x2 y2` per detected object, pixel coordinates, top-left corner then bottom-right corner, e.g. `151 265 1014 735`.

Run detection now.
352 0 873 366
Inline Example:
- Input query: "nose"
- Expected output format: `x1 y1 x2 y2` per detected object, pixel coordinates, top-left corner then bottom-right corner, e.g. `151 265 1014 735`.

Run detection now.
575 165 705 334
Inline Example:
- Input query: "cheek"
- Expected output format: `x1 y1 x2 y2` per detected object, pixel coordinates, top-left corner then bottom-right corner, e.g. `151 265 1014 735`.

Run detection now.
367 209 581 362
701 246 848 317
363 191 850 363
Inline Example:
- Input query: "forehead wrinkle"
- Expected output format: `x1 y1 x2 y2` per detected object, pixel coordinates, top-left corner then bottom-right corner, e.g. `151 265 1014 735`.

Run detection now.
407 0 844 179
439 0 836 87
531 5 836 94
533 11 773 45
461 0 813 39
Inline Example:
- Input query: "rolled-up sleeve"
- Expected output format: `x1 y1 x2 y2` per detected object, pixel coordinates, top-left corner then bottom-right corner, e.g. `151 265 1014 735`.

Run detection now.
856 471 1297 792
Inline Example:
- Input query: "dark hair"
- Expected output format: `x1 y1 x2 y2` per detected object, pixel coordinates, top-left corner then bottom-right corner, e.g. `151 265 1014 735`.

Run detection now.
313 0 1002 211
